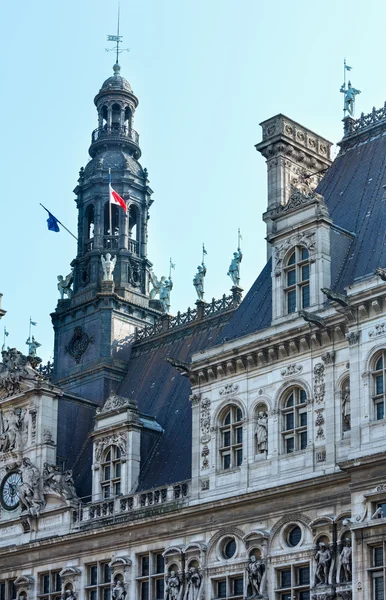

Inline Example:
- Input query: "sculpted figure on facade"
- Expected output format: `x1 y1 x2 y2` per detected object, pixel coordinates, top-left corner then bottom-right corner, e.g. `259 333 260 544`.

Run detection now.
160 278 173 313
149 269 166 300
246 555 265 597
314 542 332 585
342 381 350 430
0 348 40 399
193 264 207 301
165 571 181 600
111 580 126 600
62 589 76 600
339 538 352 582
57 271 74 299
19 457 45 516
255 411 268 454
101 253 117 281
340 81 361 116
183 567 201 600
227 248 242 286
43 463 78 502
0 407 27 453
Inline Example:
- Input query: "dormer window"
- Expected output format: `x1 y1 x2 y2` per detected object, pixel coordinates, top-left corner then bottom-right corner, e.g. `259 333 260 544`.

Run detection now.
101 445 122 498
284 247 310 314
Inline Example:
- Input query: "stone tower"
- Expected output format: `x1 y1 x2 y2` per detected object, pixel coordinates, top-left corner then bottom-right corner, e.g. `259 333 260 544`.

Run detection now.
51 63 160 402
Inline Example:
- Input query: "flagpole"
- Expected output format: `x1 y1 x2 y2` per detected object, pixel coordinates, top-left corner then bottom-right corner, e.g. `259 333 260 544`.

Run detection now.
40 204 78 240
29 317 31 341
109 168 112 242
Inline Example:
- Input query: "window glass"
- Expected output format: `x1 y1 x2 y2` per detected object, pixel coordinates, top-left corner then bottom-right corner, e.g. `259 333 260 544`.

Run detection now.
376 402 385 421
217 581 226 598
224 539 236 559
155 553 164 574
287 290 296 314
232 578 243 595
155 579 164 600
280 569 291 588
297 566 310 585
90 566 98 586
301 247 309 260
287 269 296 286
374 547 384 567
287 526 301 547
302 285 310 308
141 556 149 577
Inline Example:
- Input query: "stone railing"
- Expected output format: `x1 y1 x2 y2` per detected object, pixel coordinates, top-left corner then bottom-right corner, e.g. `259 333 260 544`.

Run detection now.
135 290 240 342
344 102 386 136
73 481 189 525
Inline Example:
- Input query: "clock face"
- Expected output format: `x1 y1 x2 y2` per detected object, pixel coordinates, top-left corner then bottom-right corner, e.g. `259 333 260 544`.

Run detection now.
0 471 22 510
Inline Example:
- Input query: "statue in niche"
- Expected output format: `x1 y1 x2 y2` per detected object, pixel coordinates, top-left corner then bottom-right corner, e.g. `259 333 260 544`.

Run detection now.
19 457 45 516
57 271 74 299
101 253 117 281
340 81 361 117
227 248 242 287
149 269 166 299
314 542 332 585
339 538 352 582
165 571 181 600
255 411 268 454
183 567 201 600
160 278 173 314
111 580 126 600
246 555 265 597
342 381 350 430
0 407 27 453
193 264 207 301
62 589 76 600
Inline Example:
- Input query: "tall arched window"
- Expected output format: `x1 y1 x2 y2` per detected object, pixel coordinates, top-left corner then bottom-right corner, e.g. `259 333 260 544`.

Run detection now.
219 405 243 470
85 204 95 252
372 351 386 420
101 445 122 498
281 388 308 453
284 247 310 314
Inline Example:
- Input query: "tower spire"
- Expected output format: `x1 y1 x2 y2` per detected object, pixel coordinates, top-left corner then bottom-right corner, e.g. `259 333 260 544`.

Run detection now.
106 3 129 66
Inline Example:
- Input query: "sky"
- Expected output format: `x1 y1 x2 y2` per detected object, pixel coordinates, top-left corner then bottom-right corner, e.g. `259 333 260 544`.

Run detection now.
1 0 386 363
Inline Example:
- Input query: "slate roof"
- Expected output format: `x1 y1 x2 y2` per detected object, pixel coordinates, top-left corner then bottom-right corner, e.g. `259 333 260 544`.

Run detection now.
117 313 232 491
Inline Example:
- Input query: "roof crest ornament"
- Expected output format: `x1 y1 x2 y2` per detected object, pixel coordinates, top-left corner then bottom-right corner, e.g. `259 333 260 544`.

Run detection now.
105 2 130 71
340 59 361 119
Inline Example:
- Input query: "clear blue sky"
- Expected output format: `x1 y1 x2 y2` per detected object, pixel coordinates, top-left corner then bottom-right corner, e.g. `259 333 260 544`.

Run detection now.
1 0 386 362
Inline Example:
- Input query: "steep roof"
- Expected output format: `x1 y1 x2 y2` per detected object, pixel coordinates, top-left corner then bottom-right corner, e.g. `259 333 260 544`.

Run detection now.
117 312 232 491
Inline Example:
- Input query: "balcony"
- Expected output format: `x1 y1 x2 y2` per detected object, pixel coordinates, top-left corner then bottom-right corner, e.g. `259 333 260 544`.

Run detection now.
90 125 140 157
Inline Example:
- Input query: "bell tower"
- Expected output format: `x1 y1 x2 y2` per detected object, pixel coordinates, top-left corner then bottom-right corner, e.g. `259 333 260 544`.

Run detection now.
51 62 160 402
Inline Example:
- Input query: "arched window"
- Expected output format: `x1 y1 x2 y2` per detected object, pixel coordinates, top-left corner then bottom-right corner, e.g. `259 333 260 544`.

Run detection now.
103 202 119 248
101 445 121 498
281 388 308 453
111 103 122 131
219 405 243 470
372 351 386 420
284 247 310 314
129 205 139 254
85 205 95 251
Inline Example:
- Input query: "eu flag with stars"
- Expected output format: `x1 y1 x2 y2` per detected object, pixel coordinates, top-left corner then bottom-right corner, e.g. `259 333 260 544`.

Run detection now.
47 212 60 233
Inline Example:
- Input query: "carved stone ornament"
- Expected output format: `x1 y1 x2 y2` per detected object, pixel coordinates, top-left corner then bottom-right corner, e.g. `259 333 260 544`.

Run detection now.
0 348 41 400
128 258 142 288
321 352 335 365
201 445 209 469
219 383 239 396
281 363 303 377
200 479 209 491
200 398 211 444
43 463 78 503
0 407 28 453
274 230 316 276
314 363 325 403
276 185 325 215
65 326 94 364
189 393 201 406
97 391 135 415
316 449 326 463
369 323 386 337
346 331 360 346
95 432 127 462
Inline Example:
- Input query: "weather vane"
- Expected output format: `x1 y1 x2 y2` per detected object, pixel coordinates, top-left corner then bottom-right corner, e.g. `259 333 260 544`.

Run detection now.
105 4 129 65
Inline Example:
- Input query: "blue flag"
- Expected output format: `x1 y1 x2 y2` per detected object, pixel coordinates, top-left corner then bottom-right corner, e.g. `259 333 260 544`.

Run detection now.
47 212 60 233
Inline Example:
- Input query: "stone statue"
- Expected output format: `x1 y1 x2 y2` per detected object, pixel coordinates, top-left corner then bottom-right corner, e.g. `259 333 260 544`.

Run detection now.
165 571 181 600
183 567 201 600
43 463 78 502
0 348 40 399
149 269 166 300
26 336 41 357
314 542 332 585
246 555 265 597
57 271 74 299
19 457 45 516
0 407 27 453
193 264 207 301
160 278 173 314
340 81 361 116
342 382 350 429
227 248 242 286
339 538 352 582
62 589 76 600
101 253 117 281
255 411 268 454
112 581 126 600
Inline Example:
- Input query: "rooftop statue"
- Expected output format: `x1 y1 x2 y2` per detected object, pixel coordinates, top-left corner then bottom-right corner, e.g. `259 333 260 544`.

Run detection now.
340 80 361 117
159 278 173 314
26 335 41 357
57 271 74 299
101 253 117 281
149 269 166 299
193 264 207 301
227 248 242 287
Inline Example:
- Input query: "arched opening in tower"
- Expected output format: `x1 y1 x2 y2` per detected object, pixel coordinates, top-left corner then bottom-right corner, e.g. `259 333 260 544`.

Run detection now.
103 202 119 248
128 205 139 254
85 204 95 242
111 103 122 132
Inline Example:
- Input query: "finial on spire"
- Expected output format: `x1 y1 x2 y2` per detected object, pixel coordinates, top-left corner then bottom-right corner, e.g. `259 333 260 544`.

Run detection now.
106 2 129 70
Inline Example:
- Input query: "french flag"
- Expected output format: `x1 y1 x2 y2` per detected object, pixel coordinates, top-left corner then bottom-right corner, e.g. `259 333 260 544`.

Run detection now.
108 170 127 213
